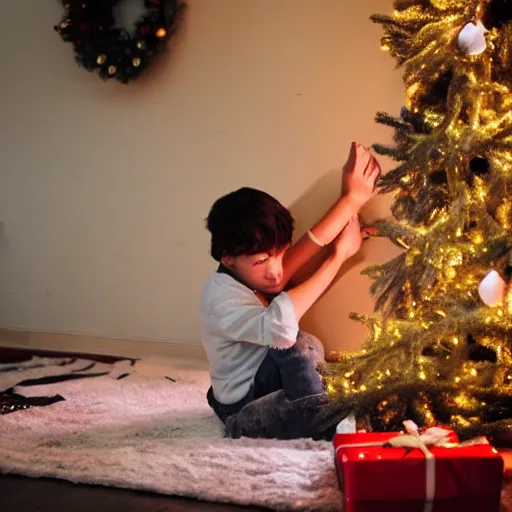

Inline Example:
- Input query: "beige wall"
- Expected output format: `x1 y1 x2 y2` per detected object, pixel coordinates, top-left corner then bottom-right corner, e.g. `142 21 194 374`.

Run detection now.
0 0 403 353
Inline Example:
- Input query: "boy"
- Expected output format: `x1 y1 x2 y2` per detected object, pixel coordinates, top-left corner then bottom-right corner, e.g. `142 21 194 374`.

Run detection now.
200 142 380 438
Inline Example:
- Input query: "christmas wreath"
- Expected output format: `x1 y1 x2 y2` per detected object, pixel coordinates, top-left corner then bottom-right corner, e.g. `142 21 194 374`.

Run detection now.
54 0 184 84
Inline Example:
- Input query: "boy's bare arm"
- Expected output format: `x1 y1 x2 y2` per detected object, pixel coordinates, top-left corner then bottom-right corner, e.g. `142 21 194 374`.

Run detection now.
282 194 358 288
282 142 379 288
286 217 362 321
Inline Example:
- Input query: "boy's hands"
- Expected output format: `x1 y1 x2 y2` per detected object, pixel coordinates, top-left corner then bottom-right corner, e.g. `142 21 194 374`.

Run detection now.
333 216 363 260
281 142 377 295
342 142 380 211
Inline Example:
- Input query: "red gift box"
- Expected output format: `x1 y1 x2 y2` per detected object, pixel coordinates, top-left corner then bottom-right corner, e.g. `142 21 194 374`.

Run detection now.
333 428 504 511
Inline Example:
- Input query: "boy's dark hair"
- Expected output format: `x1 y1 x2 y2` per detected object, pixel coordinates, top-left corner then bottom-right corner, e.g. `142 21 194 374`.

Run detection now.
206 187 295 261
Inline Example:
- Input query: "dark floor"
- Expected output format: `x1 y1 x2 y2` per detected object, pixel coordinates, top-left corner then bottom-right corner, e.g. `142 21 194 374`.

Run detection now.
0 474 267 512
0 346 268 512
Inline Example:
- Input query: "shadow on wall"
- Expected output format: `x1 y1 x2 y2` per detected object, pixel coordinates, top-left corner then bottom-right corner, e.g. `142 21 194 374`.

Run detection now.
288 166 365 286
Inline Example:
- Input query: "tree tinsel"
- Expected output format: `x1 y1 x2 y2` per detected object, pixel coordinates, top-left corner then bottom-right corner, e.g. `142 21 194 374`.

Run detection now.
319 0 512 446
53 0 185 84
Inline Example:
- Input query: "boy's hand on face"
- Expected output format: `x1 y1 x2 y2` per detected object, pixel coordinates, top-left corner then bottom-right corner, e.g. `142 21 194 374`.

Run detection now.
341 142 380 211
333 216 363 260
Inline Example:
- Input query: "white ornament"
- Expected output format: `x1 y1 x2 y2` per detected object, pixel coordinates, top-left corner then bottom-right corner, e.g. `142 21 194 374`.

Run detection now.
458 20 488 56
478 270 506 307
336 414 357 434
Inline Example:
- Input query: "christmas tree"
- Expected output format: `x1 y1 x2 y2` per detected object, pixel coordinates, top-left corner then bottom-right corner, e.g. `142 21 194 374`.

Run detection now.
321 0 512 444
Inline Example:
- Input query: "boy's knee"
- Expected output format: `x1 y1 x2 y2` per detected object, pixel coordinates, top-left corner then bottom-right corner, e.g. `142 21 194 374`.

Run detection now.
295 330 325 370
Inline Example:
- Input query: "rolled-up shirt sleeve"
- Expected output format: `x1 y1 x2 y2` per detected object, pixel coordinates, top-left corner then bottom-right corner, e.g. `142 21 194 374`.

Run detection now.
209 290 298 350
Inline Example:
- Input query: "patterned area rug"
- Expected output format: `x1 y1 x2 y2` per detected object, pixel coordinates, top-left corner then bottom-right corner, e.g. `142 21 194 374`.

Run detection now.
0 356 511 511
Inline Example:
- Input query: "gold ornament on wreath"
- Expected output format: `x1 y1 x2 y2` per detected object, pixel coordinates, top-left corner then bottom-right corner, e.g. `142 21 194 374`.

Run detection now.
54 0 185 84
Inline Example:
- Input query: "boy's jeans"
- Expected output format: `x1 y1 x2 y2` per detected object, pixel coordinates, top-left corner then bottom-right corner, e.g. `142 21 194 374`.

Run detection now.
206 331 329 439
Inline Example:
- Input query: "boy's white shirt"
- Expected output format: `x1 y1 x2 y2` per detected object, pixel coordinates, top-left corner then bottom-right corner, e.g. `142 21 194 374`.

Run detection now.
199 272 298 404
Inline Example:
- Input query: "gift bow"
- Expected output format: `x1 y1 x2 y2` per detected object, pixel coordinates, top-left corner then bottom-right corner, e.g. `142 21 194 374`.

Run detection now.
386 420 454 455
335 419 490 509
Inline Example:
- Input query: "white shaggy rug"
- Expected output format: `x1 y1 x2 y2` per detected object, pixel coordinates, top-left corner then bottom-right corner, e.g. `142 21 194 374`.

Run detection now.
0 356 343 511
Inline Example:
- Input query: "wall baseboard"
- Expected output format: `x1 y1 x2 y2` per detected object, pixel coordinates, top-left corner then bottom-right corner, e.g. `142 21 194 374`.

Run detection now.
0 328 208 366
